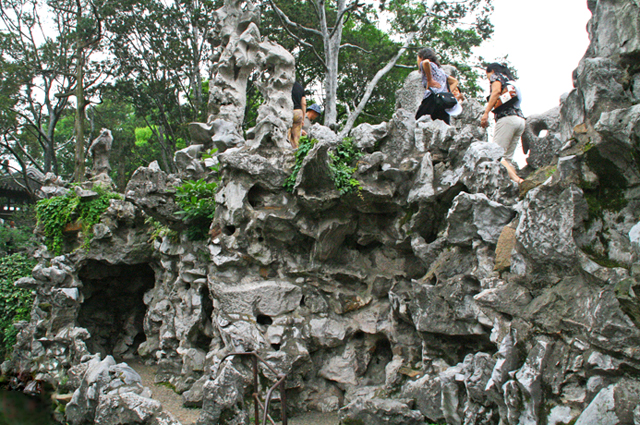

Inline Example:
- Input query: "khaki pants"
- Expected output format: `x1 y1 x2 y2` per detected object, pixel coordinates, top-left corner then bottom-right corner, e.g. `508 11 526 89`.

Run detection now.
494 115 525 164
288 109 304 148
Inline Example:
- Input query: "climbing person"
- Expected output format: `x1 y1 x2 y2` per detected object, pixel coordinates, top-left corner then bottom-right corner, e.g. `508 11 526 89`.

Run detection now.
415 48 458 124
301 103 322 137
480 63 526 184
288 81 306 148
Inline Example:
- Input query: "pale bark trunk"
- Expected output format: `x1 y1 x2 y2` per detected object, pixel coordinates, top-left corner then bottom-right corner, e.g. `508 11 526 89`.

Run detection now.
317 0 348 128
73 0 86 183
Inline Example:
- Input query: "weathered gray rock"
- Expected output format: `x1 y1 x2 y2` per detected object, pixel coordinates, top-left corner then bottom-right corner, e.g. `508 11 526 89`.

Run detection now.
395 71 423 114
351 122 388 152
197 361 250 425
574 379 640 425
11 1 640 424
124 161 182 223
339 397 425 425
445 192 514 245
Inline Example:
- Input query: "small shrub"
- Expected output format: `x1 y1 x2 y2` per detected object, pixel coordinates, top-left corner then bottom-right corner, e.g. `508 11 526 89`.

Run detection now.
329 137 363 194
35 186 121 254
174 152 220 241
284 135 316 192
0 253 37 359
284 136 363 195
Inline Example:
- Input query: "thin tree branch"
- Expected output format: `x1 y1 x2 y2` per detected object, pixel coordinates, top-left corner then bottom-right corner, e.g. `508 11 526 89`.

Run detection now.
339 43 371 54
268 6 327 70
329 1 360 39
267 0 323 37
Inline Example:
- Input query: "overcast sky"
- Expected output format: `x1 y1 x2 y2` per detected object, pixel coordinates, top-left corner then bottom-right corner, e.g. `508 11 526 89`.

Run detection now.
475 0 592 116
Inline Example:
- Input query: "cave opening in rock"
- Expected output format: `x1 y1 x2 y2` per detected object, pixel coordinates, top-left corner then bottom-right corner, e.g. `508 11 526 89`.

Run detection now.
77 261 155 359
363 335 393 385
189 285 215 352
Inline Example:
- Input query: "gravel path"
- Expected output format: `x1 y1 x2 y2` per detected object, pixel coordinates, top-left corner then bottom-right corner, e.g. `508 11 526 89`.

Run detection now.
127 360 201 425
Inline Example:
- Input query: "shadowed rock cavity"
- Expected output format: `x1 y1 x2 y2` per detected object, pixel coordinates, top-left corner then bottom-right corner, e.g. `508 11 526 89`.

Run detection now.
77 261 155 359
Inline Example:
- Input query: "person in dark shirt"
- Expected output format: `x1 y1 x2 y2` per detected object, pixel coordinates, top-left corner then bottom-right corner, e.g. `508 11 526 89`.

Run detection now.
289 82 306 148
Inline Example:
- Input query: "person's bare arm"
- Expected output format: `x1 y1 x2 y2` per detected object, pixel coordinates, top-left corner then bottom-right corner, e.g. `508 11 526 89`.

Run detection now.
447 76 458 93
421 60 441 89
481 81 502 128
301 96 307 117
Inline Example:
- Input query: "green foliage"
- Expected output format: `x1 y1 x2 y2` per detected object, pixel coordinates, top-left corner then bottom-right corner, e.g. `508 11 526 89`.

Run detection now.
284 136 362 195
283 135 317 192
35 186 122 254
329 137 363 194
174 154 220 241
0 254 37 360
0 205 38 255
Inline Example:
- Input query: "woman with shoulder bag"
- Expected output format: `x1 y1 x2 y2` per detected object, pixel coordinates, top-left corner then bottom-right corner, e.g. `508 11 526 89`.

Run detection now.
481 62 526 184
415 48 459 124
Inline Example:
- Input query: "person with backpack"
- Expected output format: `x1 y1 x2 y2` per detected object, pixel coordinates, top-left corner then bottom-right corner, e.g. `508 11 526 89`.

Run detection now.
481 63 525 184
415 48 459 124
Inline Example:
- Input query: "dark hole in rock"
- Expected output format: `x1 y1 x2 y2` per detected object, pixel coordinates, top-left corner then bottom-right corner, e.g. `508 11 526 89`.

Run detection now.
77 261 155 359
248 184 278 209
223 225 236 236
427 333 496 365
271 343 281 351
353 331 365 340
299 295 306 307
363 335 393 385
256 314 273 326
190 285 215 352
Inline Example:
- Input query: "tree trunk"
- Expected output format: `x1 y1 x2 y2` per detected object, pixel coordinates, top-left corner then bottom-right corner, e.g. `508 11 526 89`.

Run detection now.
318 0 347 129
73 0 86 182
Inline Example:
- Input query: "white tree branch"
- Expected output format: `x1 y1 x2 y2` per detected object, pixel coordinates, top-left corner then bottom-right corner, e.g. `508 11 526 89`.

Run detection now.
329 1 360 39
268 0 324 37
339 16 429 138
339 43 371 54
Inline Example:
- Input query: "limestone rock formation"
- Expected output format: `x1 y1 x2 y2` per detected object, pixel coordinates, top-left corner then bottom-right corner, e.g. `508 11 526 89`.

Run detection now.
6 0 640 424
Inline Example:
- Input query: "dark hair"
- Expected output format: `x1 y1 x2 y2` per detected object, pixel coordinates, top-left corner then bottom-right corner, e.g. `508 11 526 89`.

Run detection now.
417 48 441 67
486 63 515 80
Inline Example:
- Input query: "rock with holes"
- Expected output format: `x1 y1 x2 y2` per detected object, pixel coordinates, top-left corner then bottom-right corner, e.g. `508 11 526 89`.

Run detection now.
522 106 563 169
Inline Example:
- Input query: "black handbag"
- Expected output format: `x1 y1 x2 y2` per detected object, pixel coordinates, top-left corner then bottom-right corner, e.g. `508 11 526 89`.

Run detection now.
430 88 458 110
